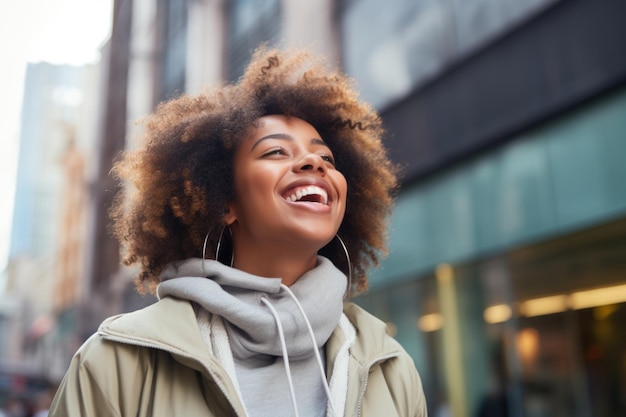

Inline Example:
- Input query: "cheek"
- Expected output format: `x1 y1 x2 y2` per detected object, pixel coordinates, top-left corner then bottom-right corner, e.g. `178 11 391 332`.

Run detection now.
336 174 348 211
241 166 277 194
230 168 261 220
233 168 279 211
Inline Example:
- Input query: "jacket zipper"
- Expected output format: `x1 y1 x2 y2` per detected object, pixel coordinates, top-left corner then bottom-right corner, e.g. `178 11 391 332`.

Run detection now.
98 331 247 417
354 352 401 417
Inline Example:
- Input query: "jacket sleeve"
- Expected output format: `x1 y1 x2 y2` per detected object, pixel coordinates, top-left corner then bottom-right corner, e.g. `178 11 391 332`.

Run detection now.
406 353 428 417
49 335 122 417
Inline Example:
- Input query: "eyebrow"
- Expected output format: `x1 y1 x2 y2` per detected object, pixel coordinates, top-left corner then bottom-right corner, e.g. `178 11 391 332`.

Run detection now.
250 133 329 152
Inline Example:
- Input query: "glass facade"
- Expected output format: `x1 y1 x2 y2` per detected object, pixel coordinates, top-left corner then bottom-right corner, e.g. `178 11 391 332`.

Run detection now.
355 81 626 417
339 0 560 109
341 1 626 410
358 217 626 417
369 86 626 289
340 1 626 412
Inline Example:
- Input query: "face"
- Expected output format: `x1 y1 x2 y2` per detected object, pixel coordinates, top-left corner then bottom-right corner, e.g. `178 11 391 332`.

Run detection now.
225 115 348 254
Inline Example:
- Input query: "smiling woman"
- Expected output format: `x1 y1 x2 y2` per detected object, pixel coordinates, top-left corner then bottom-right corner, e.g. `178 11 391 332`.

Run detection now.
48 48 427 417
110 47 397 297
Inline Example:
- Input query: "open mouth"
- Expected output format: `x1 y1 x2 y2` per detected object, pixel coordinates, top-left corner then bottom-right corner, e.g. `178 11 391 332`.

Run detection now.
283 185 329 205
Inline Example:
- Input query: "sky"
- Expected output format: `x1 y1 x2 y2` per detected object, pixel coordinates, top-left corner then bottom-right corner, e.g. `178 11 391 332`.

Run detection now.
0 0 113 288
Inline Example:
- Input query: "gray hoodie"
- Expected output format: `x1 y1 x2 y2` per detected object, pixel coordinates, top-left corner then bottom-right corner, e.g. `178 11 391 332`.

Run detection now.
157 256 347 417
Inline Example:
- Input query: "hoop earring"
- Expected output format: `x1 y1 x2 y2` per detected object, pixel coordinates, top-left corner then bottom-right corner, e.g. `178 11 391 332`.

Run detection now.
202 229 212 261
201 228 213 276
215 226 234 267
335 234 352 298
201 225 234 274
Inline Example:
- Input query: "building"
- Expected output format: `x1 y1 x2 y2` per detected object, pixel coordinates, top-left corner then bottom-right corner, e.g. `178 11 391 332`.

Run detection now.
1 61 101 398
346 1 626 417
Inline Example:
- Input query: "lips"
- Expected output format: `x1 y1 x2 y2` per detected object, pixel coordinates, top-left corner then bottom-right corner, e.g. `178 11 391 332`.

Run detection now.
282 185 329 205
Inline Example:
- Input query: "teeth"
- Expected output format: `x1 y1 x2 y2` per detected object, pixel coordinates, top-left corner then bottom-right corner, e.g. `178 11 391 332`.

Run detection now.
285 185 328 205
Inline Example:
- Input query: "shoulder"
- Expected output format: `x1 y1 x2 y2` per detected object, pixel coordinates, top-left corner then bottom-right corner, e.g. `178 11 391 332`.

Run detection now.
342 301 384 327
99 296 190 332
49 333 154 417
342 302 401 357
342 301 414 361
342 302 428 416
97 297 202 350
67 297 194 373
70 330 155 378
342 301 389 342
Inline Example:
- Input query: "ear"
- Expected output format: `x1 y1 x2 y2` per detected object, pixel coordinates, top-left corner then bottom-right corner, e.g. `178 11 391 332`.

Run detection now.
223 204 237 226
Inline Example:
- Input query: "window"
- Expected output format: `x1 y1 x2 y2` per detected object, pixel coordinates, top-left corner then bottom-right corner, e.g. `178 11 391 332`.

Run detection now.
338 0 560 110
225 0 282 82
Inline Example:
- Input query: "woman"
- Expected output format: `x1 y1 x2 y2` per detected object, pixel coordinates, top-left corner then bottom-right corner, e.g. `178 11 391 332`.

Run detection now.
50 48 427 417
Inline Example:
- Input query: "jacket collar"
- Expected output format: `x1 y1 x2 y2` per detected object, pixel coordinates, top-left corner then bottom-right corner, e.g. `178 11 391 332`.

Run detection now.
327 302 401 366
98 296 401 369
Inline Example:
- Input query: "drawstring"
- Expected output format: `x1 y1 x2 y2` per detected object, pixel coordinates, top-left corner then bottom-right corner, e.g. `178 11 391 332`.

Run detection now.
260 298 300 417
260 284 338 417
280 284 338 417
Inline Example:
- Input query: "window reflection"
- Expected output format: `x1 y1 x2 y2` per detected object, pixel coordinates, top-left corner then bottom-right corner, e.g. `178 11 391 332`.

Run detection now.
356 217 626 417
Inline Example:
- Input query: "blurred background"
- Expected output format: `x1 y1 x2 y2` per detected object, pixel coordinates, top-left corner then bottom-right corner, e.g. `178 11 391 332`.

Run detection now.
1 0 625 416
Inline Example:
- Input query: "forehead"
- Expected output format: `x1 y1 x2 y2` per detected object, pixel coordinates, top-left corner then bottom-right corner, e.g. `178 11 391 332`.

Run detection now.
236 115 329 154
239 115 326 148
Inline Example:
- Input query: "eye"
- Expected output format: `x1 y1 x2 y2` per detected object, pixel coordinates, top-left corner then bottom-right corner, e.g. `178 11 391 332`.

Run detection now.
320 154 336 166
261 147 287 158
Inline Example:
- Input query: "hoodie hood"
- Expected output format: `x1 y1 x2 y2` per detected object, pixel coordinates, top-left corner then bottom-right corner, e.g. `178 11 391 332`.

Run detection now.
157 256 346 360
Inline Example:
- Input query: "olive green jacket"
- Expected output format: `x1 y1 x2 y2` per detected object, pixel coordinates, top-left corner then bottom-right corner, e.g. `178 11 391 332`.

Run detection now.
49 298 427 417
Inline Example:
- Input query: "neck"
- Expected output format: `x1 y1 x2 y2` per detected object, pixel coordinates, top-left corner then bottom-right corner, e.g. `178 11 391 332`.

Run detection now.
231 241 320 286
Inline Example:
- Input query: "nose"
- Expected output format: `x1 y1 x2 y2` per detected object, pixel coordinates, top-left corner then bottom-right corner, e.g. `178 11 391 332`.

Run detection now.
294 152 326 174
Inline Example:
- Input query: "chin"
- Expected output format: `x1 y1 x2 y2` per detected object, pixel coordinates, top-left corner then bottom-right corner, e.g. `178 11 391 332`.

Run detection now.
288 228 337 249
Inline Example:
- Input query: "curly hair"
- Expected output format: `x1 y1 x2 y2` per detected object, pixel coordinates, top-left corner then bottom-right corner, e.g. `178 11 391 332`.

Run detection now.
110 47 398 296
